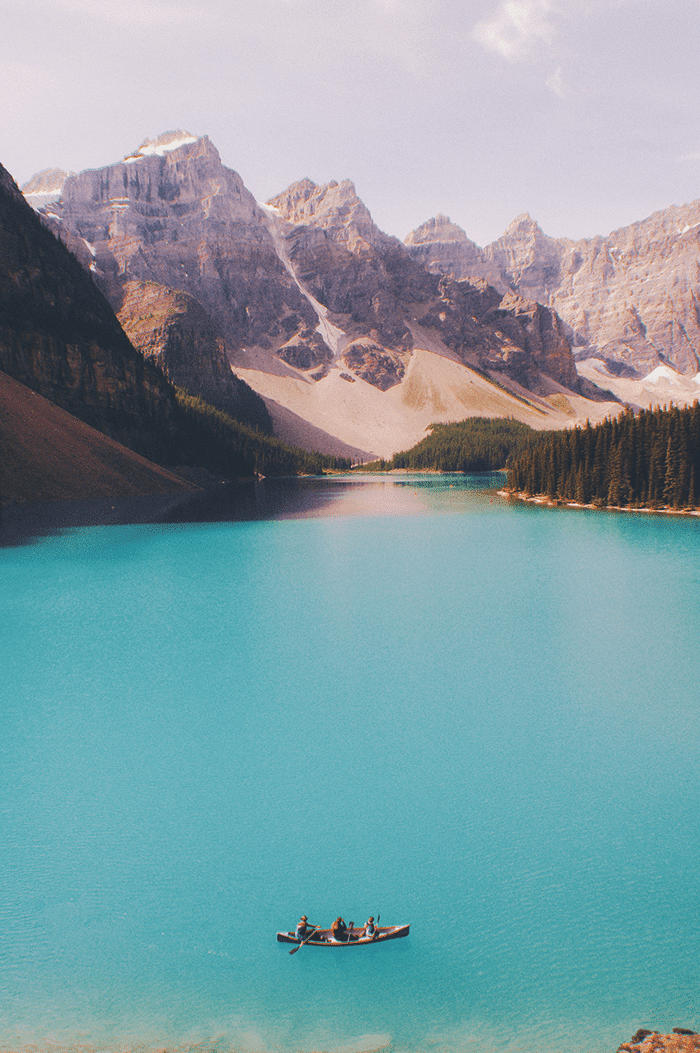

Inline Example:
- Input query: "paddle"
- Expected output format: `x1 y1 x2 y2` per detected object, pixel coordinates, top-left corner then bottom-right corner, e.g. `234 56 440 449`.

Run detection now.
289 925 319 955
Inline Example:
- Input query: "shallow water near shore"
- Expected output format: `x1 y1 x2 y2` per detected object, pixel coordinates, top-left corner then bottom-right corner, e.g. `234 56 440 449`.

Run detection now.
2 474 699 1053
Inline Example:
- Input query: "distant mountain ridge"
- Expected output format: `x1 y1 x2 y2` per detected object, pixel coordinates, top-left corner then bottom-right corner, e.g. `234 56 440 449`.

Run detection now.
405 204 700 385
20 130 620 458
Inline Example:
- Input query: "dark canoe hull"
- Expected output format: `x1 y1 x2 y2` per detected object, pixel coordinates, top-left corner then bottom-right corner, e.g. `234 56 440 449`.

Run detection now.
277 924 409 946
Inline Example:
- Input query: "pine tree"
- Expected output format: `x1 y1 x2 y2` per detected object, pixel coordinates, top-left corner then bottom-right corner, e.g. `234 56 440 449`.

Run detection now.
575 464 586 504
607 440 622 507
664 424 681 508
688 464 698 508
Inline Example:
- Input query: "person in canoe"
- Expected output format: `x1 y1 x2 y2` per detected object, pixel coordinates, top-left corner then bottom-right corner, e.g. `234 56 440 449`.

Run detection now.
331 917 348 942
363 916 377 939
295 915 318 941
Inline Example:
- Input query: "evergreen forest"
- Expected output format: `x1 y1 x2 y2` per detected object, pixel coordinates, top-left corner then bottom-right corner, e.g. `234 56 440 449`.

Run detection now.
506 402 700 509
361 417 535 473
175 391 351 477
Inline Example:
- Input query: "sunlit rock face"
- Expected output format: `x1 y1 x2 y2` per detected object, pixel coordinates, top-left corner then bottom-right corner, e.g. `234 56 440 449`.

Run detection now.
0 163 181 463
21 168 73 211
30 132 312 420
416 276 579 394
20 131 594 451
486 208 700 376
115 279 271 431
407 205 700 377
268 179 581 393
267 177 431 359
405 214 504 290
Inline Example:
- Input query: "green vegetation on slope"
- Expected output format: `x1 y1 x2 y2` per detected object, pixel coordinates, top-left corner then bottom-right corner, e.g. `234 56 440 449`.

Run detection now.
0 163 349 489
507 402 700 508
175 391 351 478
361 417 537 473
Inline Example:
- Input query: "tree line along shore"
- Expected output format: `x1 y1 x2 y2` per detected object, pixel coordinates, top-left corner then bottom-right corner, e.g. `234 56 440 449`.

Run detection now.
505 402 700 512
360 403 700 515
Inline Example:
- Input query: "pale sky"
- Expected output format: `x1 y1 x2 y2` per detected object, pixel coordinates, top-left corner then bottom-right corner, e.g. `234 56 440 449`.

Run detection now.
2 0 700 247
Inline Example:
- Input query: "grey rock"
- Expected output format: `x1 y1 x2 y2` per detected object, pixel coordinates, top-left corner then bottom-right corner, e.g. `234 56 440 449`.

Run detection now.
33 132 314 418
408 205 700 377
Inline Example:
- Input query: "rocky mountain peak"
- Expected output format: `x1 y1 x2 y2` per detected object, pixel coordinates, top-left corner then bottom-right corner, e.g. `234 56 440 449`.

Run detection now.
268 177 383 255
404 214 469 246
503 211 542 237
21 168 73 210
404 213 504 289
485 211 562 296
22 168 72 194
0 160 185 461
21 131 314 421
413 197 700 381
12 131 611 455
266 177 319 219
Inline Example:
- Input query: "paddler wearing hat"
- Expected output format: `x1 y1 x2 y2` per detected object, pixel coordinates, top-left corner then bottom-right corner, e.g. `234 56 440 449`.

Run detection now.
295 915 317 941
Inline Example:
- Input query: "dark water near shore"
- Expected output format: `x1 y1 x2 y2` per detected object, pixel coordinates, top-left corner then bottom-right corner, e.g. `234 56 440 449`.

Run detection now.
1 474 699 1053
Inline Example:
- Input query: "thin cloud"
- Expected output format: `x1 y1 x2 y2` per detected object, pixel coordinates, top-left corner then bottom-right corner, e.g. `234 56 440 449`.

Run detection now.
473 0 555 61
546 65 566 96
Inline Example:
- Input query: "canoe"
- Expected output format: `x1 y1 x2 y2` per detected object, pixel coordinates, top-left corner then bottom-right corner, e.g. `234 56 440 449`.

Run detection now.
277 924 409 946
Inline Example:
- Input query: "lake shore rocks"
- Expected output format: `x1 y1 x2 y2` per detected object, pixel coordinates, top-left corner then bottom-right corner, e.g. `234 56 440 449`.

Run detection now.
617 1031 699 1053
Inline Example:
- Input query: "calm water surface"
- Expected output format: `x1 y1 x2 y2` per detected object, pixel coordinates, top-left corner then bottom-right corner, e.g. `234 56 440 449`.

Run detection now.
1 474 699 1053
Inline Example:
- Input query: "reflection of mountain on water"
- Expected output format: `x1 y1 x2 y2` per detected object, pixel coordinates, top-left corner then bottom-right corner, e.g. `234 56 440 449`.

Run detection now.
0 474 507 546
0 479 333 545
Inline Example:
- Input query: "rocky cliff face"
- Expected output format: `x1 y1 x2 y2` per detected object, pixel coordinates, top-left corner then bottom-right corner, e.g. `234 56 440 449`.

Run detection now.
415 275 580 393
115 279 271 430
486 209 700 377
21 133 611 456
26 138 585 398
267 177 428 360
405 214 503 289
0 162 182 463
266 176 582 394
32 131 306 425
406 207 700 380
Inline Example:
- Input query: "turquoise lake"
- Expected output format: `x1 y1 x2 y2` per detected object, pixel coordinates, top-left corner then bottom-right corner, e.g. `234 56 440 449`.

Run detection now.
1 474 699 1053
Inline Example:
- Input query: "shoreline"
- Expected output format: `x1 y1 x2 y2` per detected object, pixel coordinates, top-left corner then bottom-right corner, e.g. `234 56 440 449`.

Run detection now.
1 1030 697 1053
499 488 700 517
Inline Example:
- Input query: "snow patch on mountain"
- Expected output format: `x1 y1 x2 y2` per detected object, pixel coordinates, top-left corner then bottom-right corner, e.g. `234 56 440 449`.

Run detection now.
577 358 700 409
123 131 199 162
260 202 348 359
643 365 693 385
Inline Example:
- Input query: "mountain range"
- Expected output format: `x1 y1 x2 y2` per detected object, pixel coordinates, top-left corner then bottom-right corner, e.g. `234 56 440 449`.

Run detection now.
20 131 626 461
9 128 700 471
404 207 700 407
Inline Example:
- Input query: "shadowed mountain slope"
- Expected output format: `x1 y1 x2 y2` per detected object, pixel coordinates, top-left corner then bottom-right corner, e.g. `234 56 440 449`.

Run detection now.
0 370 194 505
0 162 182 464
